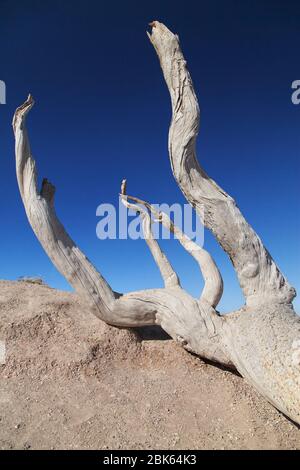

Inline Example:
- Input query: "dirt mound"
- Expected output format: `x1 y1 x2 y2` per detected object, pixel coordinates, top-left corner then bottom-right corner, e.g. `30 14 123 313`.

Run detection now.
0 280 299 450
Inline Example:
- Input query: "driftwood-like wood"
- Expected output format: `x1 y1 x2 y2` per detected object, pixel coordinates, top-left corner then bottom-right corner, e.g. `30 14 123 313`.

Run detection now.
13 22 300 425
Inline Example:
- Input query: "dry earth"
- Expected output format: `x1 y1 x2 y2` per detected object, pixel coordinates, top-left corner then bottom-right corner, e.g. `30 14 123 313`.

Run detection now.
0 280 299 450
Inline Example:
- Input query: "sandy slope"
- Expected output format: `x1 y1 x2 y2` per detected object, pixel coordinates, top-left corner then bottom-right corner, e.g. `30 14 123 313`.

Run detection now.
0 280 299 450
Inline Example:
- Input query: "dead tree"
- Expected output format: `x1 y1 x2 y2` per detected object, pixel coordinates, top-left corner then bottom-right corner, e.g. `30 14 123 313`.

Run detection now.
13 22 300 425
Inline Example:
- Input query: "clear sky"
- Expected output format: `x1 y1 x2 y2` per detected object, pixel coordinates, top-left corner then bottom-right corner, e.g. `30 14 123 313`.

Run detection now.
0 0 299 312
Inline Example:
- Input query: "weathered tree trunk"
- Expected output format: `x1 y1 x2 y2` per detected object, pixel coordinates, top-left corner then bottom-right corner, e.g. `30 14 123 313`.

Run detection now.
13 22 300 425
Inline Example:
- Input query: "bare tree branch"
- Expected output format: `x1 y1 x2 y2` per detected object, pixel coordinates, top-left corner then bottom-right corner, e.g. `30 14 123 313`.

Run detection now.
120 180 180 289
124 191 223 308
13 95 157 327
147 22 296 307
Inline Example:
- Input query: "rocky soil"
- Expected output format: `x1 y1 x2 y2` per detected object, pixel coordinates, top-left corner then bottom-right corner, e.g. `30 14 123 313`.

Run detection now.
0 280 299 450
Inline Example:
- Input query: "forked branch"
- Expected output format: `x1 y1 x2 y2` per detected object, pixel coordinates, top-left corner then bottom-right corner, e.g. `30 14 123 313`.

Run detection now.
120 180 180 289
122 186 223 308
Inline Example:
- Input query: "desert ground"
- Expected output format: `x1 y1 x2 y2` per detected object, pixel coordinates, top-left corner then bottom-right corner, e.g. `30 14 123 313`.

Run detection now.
0 279 299 450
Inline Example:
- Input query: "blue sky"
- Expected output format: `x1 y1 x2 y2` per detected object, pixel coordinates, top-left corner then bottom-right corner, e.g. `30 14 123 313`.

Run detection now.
0 0 299 312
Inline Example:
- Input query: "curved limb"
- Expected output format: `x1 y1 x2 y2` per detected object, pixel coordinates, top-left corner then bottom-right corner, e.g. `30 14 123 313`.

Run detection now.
12 96 155 327
147 22 296 308
124 191 223 308
120 180 180 288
